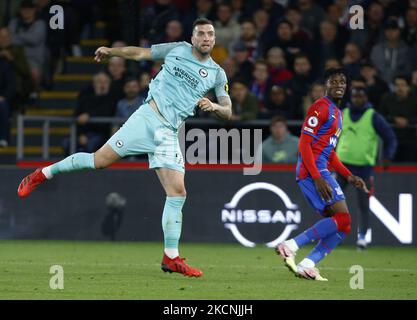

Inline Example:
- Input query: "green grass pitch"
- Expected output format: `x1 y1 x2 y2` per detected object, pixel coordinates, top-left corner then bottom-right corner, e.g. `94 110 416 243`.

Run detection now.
0 240 416 299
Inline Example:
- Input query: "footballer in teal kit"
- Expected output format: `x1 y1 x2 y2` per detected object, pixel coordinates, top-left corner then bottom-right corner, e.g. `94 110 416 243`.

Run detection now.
17 18 232 277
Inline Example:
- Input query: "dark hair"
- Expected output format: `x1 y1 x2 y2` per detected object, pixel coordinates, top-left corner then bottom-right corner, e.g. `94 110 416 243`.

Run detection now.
231 78 249 88
240 19 255 26
394 74 411 85
324 67 349 83
192 18 213 30
277 19 293 29
124 77 139 85
20 0 35 8
271 115 287 126
351 75 366 83
294 53 310 62
254 59 269 67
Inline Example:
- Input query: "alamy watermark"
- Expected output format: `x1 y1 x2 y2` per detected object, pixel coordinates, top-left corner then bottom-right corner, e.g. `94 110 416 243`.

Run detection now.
178 126 263 175
49 5 64 30
49 265 64 290
349 5 364 30
349 265 364 289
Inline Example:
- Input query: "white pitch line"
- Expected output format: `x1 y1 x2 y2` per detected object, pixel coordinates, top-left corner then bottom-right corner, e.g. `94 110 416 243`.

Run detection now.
0 261 415 273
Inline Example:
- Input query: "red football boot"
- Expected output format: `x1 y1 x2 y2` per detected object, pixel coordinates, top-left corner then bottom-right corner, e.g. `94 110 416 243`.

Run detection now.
17 168 47 198
161 254 203 277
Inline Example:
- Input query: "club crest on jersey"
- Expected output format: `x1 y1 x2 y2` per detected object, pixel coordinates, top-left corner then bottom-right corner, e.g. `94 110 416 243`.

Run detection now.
307 116 319 127
199 68 208 77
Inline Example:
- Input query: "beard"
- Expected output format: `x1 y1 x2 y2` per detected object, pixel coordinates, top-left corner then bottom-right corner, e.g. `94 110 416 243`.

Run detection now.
195 45 212 56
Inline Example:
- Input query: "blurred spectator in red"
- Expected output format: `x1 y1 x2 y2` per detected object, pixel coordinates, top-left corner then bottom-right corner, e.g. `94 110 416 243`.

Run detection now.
350 2 385 57
0 27 32 110
266 47 293 85
230 20 259 59
214 2 240 50
183 0 216 37
380 74 417 162
285 6 312 43
371 18 412 84
359 61 389 107
342 42 363 78
296 0 326 38
250 60 271 112
164 20 185 43
140 0 180 44
0 57 16 147
262 85 296 120
230 79 258 121
8 0 46 95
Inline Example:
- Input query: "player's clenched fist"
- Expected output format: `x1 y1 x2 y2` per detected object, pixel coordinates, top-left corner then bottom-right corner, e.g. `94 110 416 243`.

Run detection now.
197 97 217 112
94 46 112 62
347 175 370 194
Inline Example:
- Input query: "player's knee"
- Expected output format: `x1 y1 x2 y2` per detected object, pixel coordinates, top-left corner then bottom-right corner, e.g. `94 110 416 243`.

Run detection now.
168 185 187 197
332 212 351 234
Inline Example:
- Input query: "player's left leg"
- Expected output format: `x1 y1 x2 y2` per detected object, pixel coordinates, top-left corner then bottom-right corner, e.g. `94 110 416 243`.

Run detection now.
155 167 203 278
295 200 351 280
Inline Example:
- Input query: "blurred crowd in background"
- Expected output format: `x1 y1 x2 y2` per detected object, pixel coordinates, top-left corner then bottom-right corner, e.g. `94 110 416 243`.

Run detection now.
0 0 417 162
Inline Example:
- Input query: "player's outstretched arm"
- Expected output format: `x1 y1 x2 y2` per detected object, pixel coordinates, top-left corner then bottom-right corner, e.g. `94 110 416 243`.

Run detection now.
94 46 152 62
329 151 369 194
197 96 232 120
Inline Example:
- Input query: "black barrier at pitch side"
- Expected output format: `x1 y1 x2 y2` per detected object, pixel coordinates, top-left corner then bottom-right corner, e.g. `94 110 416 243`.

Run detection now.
0 167 415 246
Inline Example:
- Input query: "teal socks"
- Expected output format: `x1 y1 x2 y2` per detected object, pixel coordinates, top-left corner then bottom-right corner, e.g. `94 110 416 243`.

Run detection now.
162 196 186 252
49 152 95 175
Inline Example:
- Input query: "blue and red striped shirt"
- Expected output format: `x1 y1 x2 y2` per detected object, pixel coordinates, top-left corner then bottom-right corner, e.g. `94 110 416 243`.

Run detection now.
296 96 343 180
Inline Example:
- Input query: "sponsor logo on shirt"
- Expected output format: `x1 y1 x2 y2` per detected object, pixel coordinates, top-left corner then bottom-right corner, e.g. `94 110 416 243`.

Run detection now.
329 136 338 147
173 66 199 89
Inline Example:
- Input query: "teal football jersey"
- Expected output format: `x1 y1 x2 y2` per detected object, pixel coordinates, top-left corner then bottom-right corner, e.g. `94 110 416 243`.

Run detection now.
145 41 229 129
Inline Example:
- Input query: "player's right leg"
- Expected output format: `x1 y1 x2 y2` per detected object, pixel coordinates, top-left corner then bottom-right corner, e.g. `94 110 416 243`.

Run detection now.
17 144 121 198
155 166 203 278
